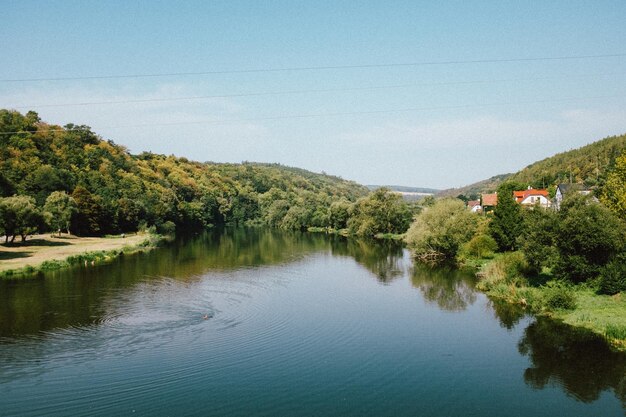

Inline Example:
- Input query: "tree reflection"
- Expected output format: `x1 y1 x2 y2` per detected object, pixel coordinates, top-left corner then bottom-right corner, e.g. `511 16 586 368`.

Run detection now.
410 265 477 311
518 318 626 406
330 238 405 283
488 299 527 330
0 228 330 338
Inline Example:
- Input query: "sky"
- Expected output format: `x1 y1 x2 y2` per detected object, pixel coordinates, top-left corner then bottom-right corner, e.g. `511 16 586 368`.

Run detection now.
1 1 625 189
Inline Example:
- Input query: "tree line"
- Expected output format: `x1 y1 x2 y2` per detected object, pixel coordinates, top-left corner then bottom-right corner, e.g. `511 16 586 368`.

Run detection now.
0 110 416 241
405 175 626 294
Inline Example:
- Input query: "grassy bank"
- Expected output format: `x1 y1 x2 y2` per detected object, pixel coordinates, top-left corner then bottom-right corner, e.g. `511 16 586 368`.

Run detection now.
476 252 626 351
0 233 165 278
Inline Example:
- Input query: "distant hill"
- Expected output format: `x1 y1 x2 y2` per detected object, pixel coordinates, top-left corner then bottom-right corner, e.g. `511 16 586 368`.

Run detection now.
437 174 512 198
367 185 439 194
438 133 626 197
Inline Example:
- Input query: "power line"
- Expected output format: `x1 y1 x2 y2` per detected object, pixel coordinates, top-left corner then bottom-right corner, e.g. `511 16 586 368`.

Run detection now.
5 72 625 109
2 93 623 135
2 53 625 83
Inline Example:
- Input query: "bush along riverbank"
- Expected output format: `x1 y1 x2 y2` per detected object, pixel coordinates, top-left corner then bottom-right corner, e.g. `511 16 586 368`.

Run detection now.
474 252 626 351
0 233 166 279
403 191 626 351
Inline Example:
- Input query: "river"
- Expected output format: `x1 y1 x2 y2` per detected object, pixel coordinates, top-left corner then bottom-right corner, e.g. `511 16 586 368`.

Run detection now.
0 228 624 416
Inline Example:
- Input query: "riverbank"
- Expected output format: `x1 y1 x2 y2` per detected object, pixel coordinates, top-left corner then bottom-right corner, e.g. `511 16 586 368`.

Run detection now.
306 226 404 241
474 253 626 351
0 233 164 278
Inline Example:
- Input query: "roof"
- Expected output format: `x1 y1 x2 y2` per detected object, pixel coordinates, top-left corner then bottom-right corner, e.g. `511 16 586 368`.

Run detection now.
481 193 498 206
467 200 481 208
514 188 549 203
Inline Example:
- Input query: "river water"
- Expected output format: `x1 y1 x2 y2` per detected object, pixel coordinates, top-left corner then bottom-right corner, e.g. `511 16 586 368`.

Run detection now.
0 228 624 416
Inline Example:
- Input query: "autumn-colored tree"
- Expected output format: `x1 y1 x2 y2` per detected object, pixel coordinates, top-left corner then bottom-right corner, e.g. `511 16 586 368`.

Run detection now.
70 186 103 236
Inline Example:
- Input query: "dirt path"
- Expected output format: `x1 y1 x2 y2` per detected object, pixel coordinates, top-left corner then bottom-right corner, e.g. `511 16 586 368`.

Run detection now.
0 234 150 272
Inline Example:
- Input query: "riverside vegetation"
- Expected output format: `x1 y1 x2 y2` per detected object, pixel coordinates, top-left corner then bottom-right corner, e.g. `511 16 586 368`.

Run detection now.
405 180 626 349
1 109 626 349
404 136 626 349
0 110 415 275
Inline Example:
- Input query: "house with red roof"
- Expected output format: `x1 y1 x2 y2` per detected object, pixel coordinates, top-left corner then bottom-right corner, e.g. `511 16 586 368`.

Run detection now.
467 199 482 213
481 193 498 212
514 187 550 208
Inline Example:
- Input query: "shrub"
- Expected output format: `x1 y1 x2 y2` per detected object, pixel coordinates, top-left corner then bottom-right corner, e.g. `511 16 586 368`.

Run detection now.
405 198 481 262
554 194 625 283
462 234 497 259
477 252 529 290
542 281 577 310
598 254 626 295
157 221 176 236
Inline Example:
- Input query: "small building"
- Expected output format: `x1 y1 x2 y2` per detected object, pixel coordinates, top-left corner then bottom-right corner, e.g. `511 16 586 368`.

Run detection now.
554 183 593 210
514 187 550 208
481 193 498 212
467 200 482 213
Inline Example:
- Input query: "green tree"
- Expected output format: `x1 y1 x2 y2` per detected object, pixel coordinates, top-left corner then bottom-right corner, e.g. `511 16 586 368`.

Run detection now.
462 234 498 259
70 186 102 236
488 182 526 251
347 188 412 237
329 199 353 229
0 195 43 242
22 165 69 205
43 191 76 236
280 205 310 230
554 194 625 283
518 206 559 274
600 151 626 218
117 197 142 232
405 198 481 262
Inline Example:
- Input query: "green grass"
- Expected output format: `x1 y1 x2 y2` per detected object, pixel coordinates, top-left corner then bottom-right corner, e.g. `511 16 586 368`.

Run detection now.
476 255 626 351
0 234 164 279
551 289 626 349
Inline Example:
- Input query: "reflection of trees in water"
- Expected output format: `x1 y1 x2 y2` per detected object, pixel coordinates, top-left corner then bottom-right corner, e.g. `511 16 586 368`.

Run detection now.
0 229 408 339
170 227 330 273
410 265 477 311
488 299 527 330
0 228 330 338
519 318 626 407
330 238 405 283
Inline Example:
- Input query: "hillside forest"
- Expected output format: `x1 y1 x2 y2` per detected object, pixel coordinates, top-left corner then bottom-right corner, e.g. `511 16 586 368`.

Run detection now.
0 109 413 241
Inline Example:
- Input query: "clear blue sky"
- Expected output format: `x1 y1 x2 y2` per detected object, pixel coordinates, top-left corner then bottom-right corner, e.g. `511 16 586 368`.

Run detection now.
2 1 625 189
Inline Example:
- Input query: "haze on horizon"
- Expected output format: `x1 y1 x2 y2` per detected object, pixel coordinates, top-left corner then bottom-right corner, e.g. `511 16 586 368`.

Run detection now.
1 1 625 189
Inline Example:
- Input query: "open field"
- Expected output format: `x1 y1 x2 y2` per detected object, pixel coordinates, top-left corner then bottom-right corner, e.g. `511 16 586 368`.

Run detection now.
0 233 151 273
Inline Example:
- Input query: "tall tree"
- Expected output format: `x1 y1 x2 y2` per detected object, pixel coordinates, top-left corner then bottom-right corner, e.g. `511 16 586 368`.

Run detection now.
44 191 76 236
488 182 526 251
70 186 102 236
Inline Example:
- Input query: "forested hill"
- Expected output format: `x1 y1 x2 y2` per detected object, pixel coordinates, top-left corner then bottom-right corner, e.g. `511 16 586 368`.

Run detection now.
0 109 368 235
366 185 439 194
508 134 626 188
439 133 626 198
